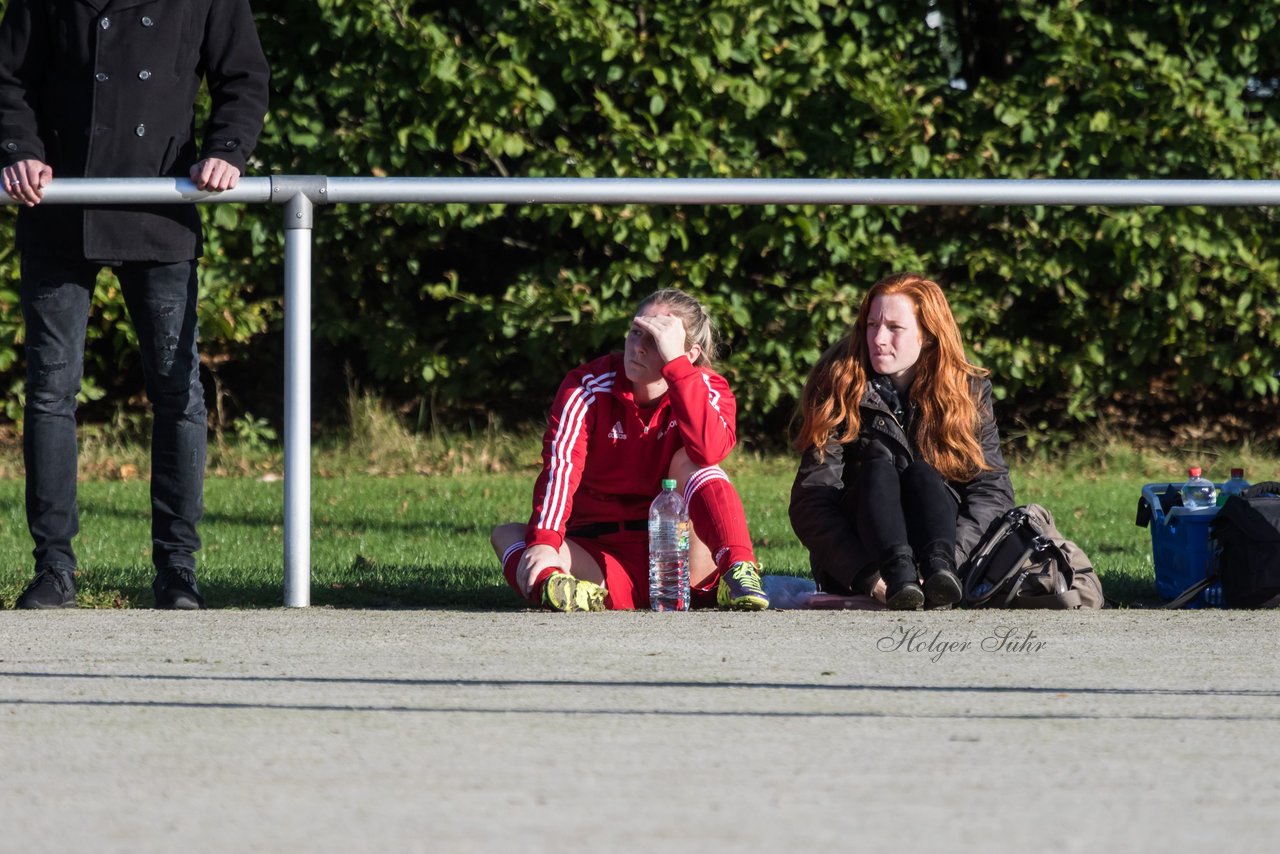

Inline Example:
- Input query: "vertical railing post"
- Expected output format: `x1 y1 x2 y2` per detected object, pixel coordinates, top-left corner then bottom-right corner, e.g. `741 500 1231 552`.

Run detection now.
275 177 327 607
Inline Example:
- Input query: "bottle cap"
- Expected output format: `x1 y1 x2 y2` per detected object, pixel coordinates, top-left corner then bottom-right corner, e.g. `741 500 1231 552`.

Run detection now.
1231 468 1244 477
1188 466 1202 477
661 478 677 489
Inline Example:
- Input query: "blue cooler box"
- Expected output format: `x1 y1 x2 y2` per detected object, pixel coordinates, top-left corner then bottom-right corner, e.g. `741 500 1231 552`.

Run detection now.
1139 482 1223 606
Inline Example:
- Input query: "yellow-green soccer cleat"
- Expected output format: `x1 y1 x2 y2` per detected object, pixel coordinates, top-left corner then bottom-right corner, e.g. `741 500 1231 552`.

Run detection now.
716 562 770 611
541 572 608 612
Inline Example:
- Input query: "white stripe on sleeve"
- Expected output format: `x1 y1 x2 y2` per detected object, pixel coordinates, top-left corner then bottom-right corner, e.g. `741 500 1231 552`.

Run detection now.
537 371 615 532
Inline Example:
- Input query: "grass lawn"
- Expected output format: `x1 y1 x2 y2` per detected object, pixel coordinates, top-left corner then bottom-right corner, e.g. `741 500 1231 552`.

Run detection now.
7 442 1266 609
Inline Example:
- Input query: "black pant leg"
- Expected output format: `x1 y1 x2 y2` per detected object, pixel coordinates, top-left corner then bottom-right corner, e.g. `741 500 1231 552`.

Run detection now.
846 455 910 558
899 459 958 555
117 260 206 570
20 254 99 572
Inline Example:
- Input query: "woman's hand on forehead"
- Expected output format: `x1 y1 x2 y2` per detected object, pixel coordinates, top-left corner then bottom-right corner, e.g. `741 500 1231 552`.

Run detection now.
632 313 688 363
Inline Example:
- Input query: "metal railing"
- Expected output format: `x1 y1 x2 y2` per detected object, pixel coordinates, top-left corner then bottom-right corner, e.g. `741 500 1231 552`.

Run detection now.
7 176 1280 605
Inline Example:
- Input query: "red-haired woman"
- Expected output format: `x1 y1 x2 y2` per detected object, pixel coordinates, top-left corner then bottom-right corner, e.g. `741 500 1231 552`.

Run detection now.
790 273 1015 610
491 289 768 612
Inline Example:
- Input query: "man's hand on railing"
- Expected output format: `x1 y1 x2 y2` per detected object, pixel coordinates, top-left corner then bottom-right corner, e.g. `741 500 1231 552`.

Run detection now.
2 159 53 206
190 157 243 192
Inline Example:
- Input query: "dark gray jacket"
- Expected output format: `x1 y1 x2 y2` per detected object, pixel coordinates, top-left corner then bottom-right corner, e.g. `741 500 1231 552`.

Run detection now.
789 377 1015 594
0 0 269 261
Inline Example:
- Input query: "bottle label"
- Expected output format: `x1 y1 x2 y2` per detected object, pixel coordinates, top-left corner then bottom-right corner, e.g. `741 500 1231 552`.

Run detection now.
649 519 691 552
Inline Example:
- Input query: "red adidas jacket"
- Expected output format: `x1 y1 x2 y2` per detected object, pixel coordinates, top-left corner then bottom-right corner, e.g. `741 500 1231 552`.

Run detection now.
524 352 737 550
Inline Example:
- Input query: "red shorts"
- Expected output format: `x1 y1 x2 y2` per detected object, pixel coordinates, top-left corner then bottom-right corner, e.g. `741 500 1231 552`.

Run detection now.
571 530 720 611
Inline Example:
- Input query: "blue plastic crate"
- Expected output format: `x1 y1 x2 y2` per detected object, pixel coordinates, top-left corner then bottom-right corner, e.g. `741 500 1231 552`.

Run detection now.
1140 482 1223 607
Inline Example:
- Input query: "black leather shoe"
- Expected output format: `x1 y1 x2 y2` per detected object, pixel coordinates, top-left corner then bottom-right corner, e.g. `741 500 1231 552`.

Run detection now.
153 567 206 610
16 566 77 609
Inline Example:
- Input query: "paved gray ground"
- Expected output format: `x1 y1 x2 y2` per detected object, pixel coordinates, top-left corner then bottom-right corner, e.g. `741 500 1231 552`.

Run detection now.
2 608 1279 853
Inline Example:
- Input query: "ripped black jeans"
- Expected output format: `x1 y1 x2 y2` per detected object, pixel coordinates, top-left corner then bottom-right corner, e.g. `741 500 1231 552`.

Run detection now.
21 255 206 573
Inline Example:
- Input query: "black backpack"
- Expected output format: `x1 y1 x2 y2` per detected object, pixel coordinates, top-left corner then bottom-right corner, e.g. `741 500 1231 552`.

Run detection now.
1166 482 1280 609
1213 483 1280 607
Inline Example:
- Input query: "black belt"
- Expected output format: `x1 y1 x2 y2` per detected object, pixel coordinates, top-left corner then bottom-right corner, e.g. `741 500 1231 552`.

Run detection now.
567 520 648 538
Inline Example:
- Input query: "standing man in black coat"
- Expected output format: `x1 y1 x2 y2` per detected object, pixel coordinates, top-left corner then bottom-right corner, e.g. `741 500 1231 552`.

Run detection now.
0 0 270 609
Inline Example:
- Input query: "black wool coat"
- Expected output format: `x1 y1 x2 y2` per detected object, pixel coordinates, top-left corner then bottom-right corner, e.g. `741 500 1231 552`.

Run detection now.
0 0 270 262
789 377 1016 595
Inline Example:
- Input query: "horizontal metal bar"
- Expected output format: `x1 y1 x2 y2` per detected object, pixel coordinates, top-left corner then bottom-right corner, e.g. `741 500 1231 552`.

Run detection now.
321 177 1280 207
5 176 1280 207
1 177 274 205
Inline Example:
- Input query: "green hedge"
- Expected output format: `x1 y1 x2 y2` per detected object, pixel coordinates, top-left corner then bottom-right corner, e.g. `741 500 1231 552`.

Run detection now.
1 0 1278 444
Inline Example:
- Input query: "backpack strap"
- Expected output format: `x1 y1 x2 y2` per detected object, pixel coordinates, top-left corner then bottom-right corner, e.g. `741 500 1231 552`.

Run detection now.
963 507 1036 607
1164 571 1219 610
967 544 1035 607
996 567 1032 608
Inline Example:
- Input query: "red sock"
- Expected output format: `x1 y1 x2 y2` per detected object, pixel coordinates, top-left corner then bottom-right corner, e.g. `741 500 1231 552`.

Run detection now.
501 542 560 602
684 466 756 573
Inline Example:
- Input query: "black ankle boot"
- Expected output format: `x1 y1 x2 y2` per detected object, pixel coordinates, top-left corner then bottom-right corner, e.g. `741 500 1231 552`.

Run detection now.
879 546 923 610
922 542 963 607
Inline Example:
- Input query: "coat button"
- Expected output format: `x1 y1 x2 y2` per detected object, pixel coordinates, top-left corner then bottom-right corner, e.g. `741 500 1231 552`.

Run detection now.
135 124 146 137
138 69 151 80
95 72 109 81
141 16 154 27
100 17 111 29
4 142 17 151
224 140 239 150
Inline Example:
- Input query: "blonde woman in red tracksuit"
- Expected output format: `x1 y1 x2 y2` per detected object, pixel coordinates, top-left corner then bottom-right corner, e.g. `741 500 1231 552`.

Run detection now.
491 289 769 612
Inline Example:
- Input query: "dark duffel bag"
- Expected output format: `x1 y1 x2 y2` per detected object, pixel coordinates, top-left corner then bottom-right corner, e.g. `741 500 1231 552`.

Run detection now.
1213 482 1280 608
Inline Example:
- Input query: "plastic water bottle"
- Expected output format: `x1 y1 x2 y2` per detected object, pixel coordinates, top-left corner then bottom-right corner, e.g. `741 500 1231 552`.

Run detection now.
1217 468 1250 505
648 478 690 611
1180 466 1217 510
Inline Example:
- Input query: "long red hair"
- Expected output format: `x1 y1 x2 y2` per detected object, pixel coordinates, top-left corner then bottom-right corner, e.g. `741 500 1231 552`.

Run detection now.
795 272 991 482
